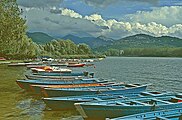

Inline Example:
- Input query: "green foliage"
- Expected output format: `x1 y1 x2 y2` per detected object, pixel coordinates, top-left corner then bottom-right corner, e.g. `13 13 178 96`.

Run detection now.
104 47 182 57
27 32 55 44
78 43 91 54
95 34 182 52
38 40 92 57
105 49 120 56
0 0 38 59
95 34 182 57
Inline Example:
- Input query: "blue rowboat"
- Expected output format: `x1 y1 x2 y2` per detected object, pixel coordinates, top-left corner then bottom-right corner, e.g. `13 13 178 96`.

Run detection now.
16 78 107 91
25 74 85 80
75 94 182 120
32 71 90 77
30 82 118 95
107 108 182 120
43 84 148 97
42 91 170 110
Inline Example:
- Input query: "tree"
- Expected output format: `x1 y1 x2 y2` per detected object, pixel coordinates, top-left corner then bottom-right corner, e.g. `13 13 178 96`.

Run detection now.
78 43 91 54
106 49 120 56
0 0 37 58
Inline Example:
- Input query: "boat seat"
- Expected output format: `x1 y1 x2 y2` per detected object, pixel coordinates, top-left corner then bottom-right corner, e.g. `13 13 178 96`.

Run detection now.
152 98 172 104
132 100 149 106
171 96 182 101
88 88 95 91
93 98 102 101
156 116 170 120
116 102 129 106
127 84 138 87
108 88 116 90
117 95 124 98
169 98 182 103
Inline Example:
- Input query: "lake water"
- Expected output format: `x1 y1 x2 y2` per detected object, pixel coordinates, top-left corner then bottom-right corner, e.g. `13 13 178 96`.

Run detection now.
0 57 182 119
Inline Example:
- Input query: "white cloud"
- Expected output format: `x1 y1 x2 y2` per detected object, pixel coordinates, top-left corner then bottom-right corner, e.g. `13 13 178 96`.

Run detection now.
22 6 182 39
22 8 102 37
85 14 103 21
125 6 182 27
61 9 82 18
91 18 182 39
80 6 182 39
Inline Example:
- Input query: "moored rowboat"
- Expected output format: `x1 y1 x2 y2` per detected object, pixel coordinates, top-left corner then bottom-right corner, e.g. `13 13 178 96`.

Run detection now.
31 66 72 73
30 82 116 94
8 62 41 66
42 83 148 97
75 94 182 120
26 65 46 69
107 108 182 120
16 78 107 91
42 91 169 110
25 74 84 80
67 63 86 67
32 71 89 77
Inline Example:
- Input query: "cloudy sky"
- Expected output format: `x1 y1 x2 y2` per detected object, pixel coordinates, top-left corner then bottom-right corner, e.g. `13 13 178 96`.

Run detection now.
17 0 182 39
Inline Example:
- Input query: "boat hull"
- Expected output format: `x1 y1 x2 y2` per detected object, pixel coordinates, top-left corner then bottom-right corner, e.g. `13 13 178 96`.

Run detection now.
67 63 85 67
43 85 147 97
43 98 87 110
42 93 141 110
109 108 182 120
42 91 174 111
25 74 84 80
32 72 87 76
75 99 182 120
16 78 104 91
30 83 105 95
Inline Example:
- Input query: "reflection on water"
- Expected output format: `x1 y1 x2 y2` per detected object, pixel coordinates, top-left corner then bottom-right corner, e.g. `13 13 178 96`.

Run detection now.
0 57 182 119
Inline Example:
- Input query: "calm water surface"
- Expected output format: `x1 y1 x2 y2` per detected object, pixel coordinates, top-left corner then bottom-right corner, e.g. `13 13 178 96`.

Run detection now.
0 57 182 119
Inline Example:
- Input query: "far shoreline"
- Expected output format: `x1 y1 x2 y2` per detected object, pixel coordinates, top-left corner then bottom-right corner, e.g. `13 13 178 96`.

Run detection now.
106 56 182 59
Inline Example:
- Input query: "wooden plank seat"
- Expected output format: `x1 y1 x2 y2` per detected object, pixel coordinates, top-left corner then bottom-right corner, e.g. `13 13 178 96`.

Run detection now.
156 116 170 120
151 98 172 104
131 100 149 106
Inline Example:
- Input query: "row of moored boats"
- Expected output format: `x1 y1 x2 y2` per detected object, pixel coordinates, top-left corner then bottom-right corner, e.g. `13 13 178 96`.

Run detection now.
15 61 182 120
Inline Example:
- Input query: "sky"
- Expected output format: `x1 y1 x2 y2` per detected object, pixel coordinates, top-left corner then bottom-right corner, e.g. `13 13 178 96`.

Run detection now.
17 0 182 39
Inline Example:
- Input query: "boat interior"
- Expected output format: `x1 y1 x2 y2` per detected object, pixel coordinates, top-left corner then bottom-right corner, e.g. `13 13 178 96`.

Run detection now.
133 108 182 120
114 95 182 106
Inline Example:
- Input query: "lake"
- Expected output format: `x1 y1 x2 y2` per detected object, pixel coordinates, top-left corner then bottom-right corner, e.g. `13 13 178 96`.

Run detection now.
0 57 182 119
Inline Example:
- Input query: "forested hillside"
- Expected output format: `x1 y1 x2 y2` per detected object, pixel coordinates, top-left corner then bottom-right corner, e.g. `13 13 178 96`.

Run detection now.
38 40 92 57
27 32 55 44
94 34 182 57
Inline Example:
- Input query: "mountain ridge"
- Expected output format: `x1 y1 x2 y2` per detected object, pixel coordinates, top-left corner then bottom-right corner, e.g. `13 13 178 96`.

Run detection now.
26 32 182 50
27 32 113 48
27 32 55 44
95 34 182 52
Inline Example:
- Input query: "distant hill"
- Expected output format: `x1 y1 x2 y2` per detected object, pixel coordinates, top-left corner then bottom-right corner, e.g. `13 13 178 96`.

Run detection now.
116 34 182 48
62 34 92 44
27 32 55 44
27 32 113 48
62 34 113 48
27 32 182 51
95 34 182 52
